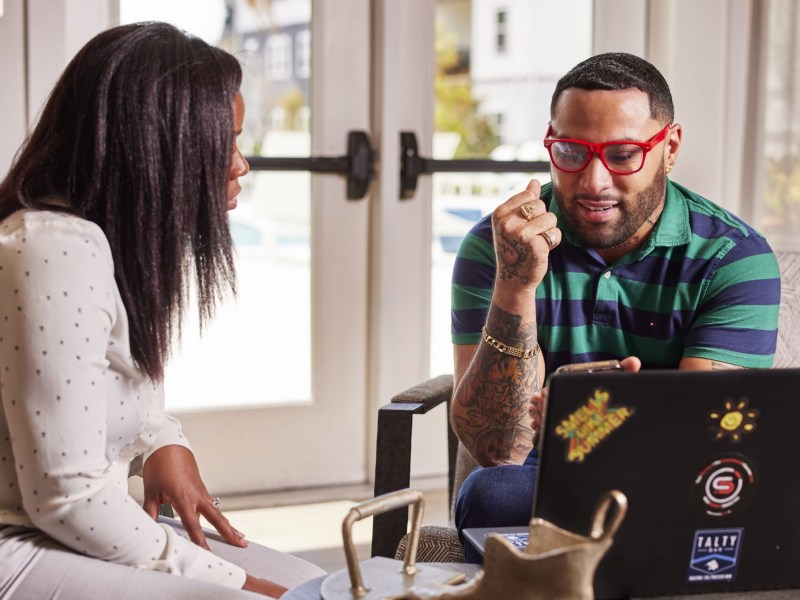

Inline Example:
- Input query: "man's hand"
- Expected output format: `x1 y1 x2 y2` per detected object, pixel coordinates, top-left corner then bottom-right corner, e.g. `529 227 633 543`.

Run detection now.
142 445 247 550
529 356 641 432
528 388 547 440
490 179 560 311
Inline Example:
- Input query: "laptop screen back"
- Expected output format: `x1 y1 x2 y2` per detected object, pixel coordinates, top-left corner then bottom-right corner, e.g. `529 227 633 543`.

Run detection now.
532 369 800 598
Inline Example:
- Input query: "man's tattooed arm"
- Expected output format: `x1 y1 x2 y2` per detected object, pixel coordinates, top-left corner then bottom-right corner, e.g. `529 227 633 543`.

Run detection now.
451 303 541 467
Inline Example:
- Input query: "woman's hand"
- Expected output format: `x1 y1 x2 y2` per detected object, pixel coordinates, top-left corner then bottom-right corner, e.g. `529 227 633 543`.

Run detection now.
142 444 247 549
243 574 288 598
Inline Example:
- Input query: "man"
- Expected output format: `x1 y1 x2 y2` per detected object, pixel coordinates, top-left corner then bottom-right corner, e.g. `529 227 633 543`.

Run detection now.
449 52 780 562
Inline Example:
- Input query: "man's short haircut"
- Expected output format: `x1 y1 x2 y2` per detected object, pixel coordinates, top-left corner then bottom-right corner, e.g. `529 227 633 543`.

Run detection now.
551 52 674 124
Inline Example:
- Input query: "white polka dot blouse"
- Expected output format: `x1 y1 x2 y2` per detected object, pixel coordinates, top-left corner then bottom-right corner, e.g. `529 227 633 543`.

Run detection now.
0 209 245 588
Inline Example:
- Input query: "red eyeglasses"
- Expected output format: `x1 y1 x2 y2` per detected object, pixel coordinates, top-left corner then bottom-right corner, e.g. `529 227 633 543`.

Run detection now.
543 123 671 175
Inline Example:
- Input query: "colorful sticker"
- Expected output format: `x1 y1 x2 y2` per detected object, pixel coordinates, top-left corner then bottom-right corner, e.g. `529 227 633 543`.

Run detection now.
692 456 757 517
708 397 759 443
687 528 744 583
554 388 634 463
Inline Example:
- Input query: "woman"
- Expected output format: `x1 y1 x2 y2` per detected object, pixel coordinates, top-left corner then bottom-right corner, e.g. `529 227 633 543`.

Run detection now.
0 22 324 598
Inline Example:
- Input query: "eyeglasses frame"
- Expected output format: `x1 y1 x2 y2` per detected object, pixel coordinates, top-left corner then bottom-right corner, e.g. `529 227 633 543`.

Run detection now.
543 123 672 175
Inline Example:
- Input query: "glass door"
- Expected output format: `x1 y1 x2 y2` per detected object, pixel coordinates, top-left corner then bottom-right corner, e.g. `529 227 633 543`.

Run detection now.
116 0 598 494
120 0 371 495
429 0 593 376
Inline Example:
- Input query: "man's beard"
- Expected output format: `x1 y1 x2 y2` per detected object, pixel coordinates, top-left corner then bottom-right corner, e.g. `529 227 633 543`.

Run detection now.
553 166 666 249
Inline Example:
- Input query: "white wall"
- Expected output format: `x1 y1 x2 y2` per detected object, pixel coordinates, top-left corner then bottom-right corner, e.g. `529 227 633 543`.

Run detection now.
671 0 752 215
0 0 27 175
593 0 647 57
27 0 114 120
593 0 753 214
0 0 114 177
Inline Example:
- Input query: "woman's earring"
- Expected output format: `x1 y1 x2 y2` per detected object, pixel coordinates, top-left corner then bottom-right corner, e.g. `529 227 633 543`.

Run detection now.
665 164 674 174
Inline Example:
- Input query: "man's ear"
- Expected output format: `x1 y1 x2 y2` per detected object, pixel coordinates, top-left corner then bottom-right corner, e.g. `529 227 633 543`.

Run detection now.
665 123 682 165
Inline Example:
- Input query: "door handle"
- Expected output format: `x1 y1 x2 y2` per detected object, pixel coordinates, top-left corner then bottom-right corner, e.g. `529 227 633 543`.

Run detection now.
400 131 550 199
246 130 375 200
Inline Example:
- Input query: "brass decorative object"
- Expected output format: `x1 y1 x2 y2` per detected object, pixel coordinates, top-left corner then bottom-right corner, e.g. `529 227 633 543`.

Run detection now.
320 490 467 600
409 490 627 600
320 489 627 600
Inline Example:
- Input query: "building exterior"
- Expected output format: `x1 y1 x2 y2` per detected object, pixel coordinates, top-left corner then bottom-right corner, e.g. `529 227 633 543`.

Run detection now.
470 0 592 153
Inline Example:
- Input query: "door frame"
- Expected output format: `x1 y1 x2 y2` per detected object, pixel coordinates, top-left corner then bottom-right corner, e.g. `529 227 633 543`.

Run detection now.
367 0 448 482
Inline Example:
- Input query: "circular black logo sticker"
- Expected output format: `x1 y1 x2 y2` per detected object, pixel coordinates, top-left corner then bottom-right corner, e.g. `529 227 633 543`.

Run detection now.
692 456 757 517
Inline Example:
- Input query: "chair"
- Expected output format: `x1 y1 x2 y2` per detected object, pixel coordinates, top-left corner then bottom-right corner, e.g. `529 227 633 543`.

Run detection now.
371 373 468 561
370 250 800 562
774 250 800 369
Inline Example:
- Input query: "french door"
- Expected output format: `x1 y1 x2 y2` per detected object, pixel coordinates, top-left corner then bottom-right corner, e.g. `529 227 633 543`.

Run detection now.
113 0 376 495
1 0 438 498
115 0 441 495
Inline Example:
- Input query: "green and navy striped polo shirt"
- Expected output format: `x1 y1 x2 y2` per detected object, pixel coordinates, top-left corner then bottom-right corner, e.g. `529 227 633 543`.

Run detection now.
451 180 780 371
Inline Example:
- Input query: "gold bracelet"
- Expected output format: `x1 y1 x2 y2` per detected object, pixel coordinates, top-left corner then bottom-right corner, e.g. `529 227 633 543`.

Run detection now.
481 326 539 360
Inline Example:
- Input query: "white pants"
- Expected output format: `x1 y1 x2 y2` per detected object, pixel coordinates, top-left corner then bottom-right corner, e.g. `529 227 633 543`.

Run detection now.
0 517 326 599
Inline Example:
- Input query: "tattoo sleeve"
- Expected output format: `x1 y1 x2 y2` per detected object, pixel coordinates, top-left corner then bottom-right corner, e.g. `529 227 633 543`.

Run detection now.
452 303 541 466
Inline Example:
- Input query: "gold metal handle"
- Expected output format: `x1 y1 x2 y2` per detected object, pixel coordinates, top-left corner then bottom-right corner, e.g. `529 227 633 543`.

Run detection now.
342 489 425 597
589 490 627 541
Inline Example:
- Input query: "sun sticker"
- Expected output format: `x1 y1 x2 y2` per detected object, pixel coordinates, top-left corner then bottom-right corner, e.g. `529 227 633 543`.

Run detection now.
708 398 759 443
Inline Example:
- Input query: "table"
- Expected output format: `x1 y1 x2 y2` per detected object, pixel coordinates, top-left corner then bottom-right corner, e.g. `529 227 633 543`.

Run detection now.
284 565 800 600
284 563 480 600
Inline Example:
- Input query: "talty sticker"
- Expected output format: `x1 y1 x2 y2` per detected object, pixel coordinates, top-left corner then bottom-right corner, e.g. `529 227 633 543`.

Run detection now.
687 528 744 583
708 397 759 443
554 388 634 463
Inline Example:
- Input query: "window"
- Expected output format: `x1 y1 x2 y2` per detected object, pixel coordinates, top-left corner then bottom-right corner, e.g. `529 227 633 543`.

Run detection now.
296 29 311 79
267 33 293 81
496 9 507 54
753 0 800 250
430 0 591 376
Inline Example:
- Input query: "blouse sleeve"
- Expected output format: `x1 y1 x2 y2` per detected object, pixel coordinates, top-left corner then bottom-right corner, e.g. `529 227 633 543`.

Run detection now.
140 385 193 465
0 213 245 589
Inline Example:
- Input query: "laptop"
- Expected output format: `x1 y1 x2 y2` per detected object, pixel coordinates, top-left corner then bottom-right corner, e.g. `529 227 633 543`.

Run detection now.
463 369 800 598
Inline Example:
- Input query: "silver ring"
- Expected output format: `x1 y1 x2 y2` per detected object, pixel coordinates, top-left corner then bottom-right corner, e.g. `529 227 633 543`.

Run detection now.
540 230 557 249
212 497 221 510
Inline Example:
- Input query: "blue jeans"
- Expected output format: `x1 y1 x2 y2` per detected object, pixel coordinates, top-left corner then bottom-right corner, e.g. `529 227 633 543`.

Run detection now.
454 448 539 563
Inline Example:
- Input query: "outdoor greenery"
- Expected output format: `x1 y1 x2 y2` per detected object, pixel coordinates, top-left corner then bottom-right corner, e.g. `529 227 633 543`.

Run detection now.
763 157 800 228
435 22 499 159
280 86 306 131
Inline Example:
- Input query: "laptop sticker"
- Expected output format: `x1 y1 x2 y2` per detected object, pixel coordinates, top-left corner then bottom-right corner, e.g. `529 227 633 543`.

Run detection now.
708 398 759 443
692 455 757 517
553 388 635 463
687 527 744 583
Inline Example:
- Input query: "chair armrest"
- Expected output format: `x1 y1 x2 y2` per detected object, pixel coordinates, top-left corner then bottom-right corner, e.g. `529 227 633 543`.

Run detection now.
390 374 454 409
371 374 455 558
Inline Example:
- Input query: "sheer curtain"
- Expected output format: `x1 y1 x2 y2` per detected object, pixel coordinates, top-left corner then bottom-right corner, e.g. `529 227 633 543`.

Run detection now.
752 0 800 250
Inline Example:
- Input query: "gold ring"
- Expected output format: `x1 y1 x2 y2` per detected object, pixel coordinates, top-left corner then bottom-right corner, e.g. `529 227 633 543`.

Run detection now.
540 230 557 249
519 202 537 221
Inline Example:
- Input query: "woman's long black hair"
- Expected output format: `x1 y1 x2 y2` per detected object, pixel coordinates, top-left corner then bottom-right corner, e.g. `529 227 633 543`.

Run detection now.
0 22 242 380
